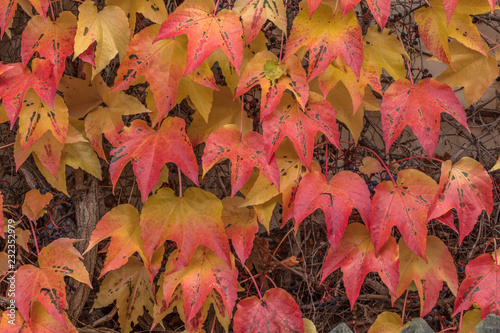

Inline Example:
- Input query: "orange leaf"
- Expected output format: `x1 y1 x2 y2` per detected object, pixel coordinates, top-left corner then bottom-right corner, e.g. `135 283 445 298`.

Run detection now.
427 157 494 243
22 189 53 222
262 92 340 169
233 288 304 333
202 124 280 196
293 171 371 250
322 223 399 307
85 204 146 278
381 78 469 157
285 4 363 80
140 187 231 276
14 239 91 327
113 25 187 121
21 11 77 83
154 0 244 75
109 118 199 202
161 246 238 323
221 196 259 264
235 51 308 118
396 236 458 317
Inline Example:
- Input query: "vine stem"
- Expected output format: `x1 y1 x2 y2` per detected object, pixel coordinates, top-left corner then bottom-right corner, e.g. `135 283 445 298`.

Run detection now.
178 168 183 198
357 146 397 185
404 57 415 86
401 291 408 324
0 142 14 150
240 96 244 136
458 311 464 333
387 156 444 168
30 220 40 256
242 264 263 300
279 30 285 62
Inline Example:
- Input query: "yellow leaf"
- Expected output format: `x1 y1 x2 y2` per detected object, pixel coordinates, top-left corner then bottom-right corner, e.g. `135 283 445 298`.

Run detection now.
106 0 167 36
460 309 482 333
303 318 317 333
434 40 499 107
22 189 53 222
369 312 404 333
359 156 385 175
364 26 409 80
74 0 130 77
18 90 69 155
490 156 500 172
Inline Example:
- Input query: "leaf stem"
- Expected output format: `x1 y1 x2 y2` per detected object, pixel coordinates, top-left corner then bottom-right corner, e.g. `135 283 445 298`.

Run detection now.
30 219 40 256
279 30 284 62
178 168 183 198
387 156 444 168
401 290 408 324
405 57 415 86
242 264 263 300
214 0 220 15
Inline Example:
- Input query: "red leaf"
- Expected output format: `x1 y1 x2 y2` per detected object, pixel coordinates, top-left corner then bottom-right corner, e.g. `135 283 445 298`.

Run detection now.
322 223 399 307
293 171 371 250
202 124 280 196
442 0 459 22
0 0 49 37
140 187 231 275
396 236 458 317
454 250 500 318
427 157 494 243
221 196 259 264
21 12 77 83
109 118 199 202
285 3 363 80
0 60 56 124
113 25 187 121
235 51 308 118
381 78 469 157
161 246 238 323
154 0 243 75
233 288 304 333
262 92 340 169
370 169 439 259
14 239 91 327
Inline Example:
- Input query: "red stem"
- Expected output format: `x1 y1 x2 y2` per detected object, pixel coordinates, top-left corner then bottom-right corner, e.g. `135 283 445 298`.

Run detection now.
357 146 397 185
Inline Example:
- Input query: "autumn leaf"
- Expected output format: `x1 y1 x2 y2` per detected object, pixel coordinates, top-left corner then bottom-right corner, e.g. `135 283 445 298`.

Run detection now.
187 86 253 146
262 92 340 169
460 309 482 333
22 189 53 222
113 25 187 121
18 91 68 155
396 236 458 317
285 4 363 80
233 288 304 333
85 204 146 278
202 124 280 196
140 187 231 275
491 156 500 172
433 40 499 107
92 256 154 333
294 171 372 250
0 59 56 124
368 312 405 333
454 250 500 318
14 131 63 178
21 12 77 83
83 75 148 159
160 246 238 323
154 0 244 75
106 0 168 36
109 118 199 202
318 58 381 115
359 156 384 175
0 302 78 333
221 196 259 264
427 157 493 243
381 77 469 157
235 50 308 118
414 0 489 66
363 26 409 80
14 239 91 327
233 0 287 44
322 223 399 307
370 169 439 259
73 0 130 77
0 0 49 37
